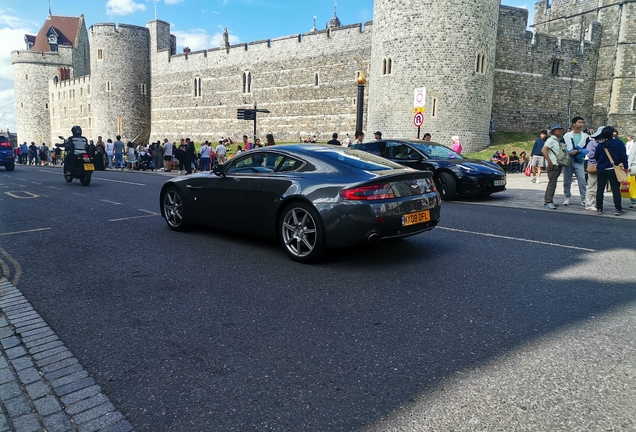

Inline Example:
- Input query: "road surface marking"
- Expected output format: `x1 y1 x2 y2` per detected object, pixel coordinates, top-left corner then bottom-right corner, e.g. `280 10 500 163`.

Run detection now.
94 177 146 186
437 227 596 252
0 247 22 286
138 209 160 215
108 215 158 222
0 228 51 237
49 186 61 190
4 191 39 199
101 199 122 205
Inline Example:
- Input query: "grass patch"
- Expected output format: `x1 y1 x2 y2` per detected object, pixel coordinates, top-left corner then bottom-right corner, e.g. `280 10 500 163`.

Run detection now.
464 132 538 161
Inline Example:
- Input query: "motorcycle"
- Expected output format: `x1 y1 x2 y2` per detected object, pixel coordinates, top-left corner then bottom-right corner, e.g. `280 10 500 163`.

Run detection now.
56 136 94 186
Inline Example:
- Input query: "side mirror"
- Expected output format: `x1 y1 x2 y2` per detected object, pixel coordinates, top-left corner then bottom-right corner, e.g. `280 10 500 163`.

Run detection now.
212 164 225 177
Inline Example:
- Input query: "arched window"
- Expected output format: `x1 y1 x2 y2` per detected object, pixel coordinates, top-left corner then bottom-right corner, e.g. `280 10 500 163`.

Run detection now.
631 94 636 111
315 73 319 86
383 59 387 75
247 73 252 93
551 59 560 76
97 49 103 60
242 73 247 93
193 78 201 97
387 58 392 75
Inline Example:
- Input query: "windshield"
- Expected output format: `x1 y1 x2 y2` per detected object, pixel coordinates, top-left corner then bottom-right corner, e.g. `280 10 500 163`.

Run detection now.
410 143 463 160
318 148 407 171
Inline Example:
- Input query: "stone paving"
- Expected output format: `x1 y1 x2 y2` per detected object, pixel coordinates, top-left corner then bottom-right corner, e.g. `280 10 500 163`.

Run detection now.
0 281 133 432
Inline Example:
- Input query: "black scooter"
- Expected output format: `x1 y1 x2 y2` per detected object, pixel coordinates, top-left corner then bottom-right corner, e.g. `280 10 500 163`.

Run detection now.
56 136 94 186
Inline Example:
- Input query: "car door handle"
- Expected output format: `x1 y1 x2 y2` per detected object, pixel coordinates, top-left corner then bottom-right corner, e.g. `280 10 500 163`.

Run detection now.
186 184 202 189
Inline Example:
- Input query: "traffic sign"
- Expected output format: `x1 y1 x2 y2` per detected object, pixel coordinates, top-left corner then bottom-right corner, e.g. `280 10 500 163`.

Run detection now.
414 112 424 127
412 107 426 113
413 87 426 108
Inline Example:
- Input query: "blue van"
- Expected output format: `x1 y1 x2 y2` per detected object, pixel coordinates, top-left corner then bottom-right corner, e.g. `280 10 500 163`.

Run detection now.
0 135 15 171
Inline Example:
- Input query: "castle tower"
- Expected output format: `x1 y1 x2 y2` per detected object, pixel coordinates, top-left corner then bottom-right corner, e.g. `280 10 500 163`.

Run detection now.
89 23 150 143
367 0 500 152
534 0 635 131
11 15 89 145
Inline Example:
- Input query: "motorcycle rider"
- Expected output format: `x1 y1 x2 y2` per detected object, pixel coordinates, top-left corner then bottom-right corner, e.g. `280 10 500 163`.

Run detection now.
63 125 89 175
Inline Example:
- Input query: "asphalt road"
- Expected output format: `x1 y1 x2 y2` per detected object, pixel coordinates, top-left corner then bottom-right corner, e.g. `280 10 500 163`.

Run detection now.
1 166 635 431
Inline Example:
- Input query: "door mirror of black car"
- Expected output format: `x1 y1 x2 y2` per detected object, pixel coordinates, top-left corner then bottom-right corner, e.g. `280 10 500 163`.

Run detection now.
212 164 225 177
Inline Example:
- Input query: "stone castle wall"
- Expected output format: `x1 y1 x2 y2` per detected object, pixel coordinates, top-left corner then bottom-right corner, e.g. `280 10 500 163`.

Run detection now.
367 0 499 153
11 48 74 145
148 21 372 144
89 23 151 143
492 5 599 132
533 0 636 131
49 76 92 142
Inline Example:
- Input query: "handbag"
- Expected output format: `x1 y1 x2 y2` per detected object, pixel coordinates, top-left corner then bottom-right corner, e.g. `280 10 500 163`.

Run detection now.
620 176 636 199
603 147 629 183
524 165 531 176
586 164 597 174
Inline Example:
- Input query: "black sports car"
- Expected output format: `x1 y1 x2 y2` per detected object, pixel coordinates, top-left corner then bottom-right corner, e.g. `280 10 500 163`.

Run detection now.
160 145 441 263
351 139 506 200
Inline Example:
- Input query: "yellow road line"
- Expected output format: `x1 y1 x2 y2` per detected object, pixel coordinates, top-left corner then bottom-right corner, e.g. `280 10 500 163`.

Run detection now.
0 248 22 286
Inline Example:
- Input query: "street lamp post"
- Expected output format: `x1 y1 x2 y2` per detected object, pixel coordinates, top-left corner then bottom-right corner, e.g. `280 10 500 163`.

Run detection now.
355 72 366 133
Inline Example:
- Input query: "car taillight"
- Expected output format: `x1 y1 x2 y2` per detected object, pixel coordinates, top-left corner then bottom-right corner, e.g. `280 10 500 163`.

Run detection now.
340 183 395 200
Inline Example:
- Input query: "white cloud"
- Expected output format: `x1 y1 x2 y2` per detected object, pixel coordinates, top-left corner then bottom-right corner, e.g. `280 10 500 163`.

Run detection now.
165 0 185 4
106 0 147 16
172 28 240 51
0 87 16 132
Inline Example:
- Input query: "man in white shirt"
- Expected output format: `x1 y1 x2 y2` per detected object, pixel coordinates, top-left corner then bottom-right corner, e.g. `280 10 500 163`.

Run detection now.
562 116 589 206
163 138 173 172
216 141 227 164
625 135 634 156
105 139 114 168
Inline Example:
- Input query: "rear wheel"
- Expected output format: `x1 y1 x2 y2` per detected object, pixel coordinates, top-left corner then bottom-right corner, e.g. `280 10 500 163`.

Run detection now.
280 202 325 263
6 163 14 172
435 172 457 200
80 175 91 186
162 187 189 231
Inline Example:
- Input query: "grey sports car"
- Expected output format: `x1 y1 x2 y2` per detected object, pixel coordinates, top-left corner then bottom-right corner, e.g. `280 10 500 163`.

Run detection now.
160 145 441 263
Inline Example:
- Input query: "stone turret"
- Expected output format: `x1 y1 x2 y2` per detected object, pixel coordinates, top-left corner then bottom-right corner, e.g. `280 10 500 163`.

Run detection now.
367 0 499 152
89 23 150 143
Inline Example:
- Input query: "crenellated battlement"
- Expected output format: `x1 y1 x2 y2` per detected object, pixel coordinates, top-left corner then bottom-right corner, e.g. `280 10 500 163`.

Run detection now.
90 22 149 37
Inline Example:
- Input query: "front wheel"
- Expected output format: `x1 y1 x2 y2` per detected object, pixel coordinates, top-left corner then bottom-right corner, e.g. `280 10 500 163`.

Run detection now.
5 164 14 172
280 202 325 263
435 172 457 201
162 187 189 231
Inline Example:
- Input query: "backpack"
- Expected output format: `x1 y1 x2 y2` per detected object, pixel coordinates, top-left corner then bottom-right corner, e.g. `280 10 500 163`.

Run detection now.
548 137 570 167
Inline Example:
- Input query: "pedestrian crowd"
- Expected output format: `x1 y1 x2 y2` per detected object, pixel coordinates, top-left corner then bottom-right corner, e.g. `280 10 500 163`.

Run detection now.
533 116 635 216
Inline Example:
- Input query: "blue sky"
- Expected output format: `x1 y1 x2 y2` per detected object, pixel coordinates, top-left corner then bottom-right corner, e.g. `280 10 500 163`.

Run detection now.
0 0 533 133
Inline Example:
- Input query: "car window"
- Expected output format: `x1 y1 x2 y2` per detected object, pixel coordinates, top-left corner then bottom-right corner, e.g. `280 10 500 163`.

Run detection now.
226 153 274 174
273 155 305 173
411 143 462 160
354 142 381 156
318 148 406 171
386 141 419 160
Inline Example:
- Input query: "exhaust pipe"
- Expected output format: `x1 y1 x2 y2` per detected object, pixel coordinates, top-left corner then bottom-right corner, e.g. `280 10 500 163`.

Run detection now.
368 233 379 244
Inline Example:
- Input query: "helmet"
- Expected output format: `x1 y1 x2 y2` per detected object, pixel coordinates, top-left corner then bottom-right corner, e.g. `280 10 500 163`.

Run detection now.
71 125 82 136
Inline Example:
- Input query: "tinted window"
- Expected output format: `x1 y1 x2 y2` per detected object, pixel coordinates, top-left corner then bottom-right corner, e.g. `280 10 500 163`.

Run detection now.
410 143 463 160
318 148 406 171
354 142 382 157
226 154 274 174
386 141 419 160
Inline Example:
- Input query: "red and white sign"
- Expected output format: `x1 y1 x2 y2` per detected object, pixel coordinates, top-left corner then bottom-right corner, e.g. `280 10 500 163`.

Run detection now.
413 87 426 108
414 112 424 127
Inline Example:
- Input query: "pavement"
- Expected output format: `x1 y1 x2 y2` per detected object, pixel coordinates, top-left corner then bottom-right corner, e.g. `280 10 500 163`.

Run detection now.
0 164 634 432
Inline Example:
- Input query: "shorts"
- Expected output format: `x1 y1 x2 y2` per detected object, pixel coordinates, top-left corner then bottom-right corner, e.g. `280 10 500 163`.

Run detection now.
531 155 545 168
164 155 172 161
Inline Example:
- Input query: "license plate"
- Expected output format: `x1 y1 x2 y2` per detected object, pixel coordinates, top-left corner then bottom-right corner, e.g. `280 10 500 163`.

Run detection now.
84 164 94 171
494 179 505 186
402 210 431 227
